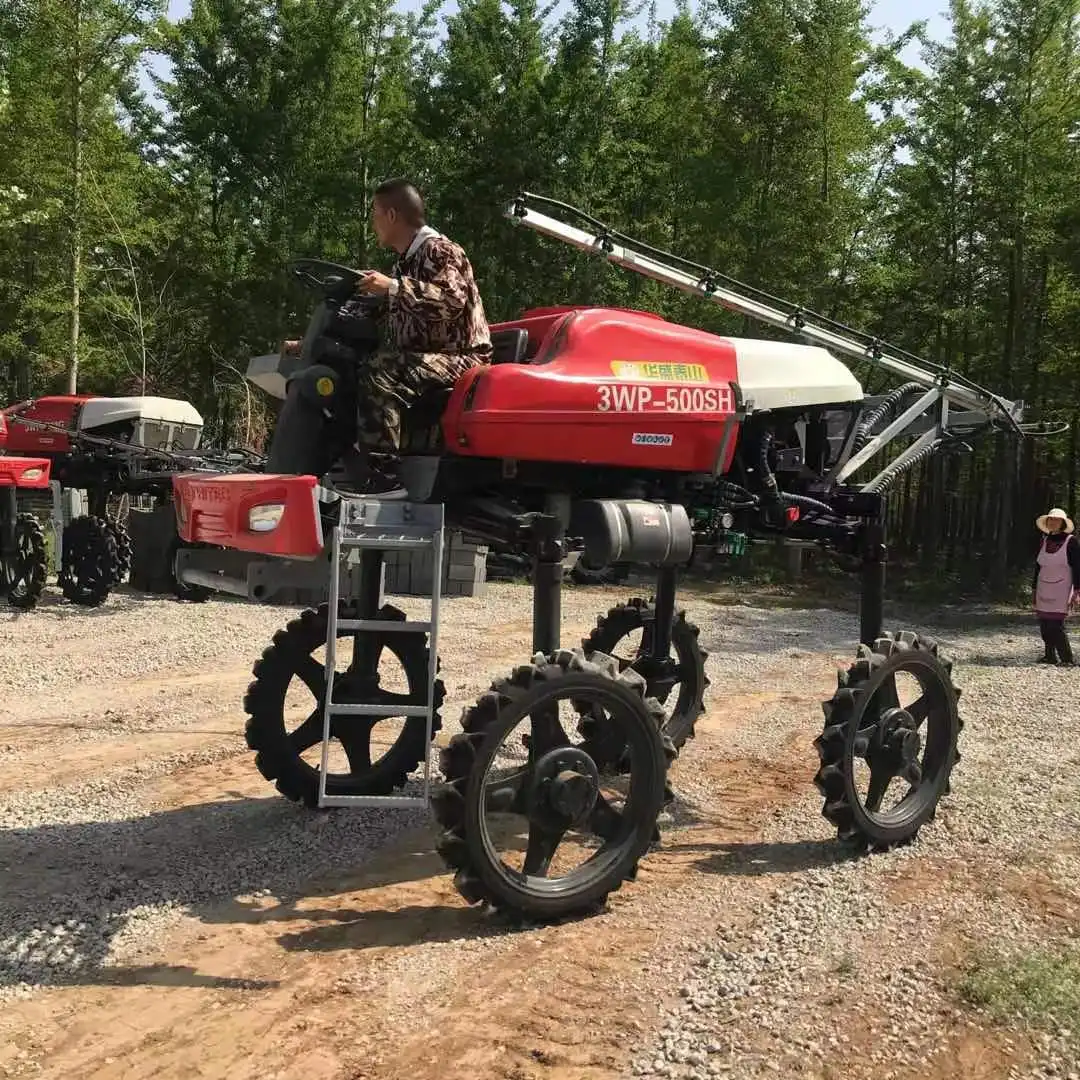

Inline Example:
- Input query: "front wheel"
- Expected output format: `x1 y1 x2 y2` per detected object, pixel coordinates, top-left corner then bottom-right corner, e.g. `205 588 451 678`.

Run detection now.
432 647 676 922
243 602 445 807
3 514 48 610
813 631 962 851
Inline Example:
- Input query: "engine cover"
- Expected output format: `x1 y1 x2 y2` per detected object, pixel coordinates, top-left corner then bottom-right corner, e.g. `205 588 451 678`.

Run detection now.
441 306 862 475
570 499 693 566
1 396 91 455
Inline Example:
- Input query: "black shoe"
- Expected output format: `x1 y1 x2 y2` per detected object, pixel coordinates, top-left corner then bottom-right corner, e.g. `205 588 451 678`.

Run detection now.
1038 654 1057 663
347 473 404 499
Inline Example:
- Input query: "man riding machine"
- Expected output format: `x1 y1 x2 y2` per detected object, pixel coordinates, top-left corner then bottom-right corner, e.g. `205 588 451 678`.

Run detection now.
265 179 492 496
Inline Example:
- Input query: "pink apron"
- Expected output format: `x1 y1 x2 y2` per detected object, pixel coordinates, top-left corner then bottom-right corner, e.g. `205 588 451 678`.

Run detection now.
1035 537 1074 619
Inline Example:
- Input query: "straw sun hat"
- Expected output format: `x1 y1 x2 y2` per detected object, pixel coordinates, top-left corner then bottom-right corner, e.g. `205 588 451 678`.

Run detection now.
1037 507 1075 534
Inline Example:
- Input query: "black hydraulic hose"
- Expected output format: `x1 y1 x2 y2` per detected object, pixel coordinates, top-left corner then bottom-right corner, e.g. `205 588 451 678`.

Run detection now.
753 426 833 519
756 428 781 500
716 481 759 509
852 382 925 452
781 491 836 518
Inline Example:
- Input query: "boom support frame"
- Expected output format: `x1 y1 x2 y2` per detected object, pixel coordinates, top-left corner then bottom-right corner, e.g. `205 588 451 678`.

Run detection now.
505 192 1033 494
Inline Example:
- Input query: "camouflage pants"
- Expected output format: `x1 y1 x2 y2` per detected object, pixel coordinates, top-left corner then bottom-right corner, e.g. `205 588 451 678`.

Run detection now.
355 348 483 450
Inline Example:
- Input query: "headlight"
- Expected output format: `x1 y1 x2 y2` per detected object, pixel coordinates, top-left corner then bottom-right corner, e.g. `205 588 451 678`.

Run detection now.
19 467 44 483
248 503 285 532
720 512 735 530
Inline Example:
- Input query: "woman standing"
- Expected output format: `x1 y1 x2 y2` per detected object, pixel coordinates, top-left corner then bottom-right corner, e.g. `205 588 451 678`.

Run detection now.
1033 507 1080 665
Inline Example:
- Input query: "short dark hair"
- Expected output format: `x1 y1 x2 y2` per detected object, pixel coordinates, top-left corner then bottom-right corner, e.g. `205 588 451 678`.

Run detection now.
373 178 425 227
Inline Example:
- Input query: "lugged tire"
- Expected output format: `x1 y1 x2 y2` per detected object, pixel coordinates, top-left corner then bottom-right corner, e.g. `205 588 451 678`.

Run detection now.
581 596 709 749
105 518 132 586
4 513 48 610
58 514 118 607
168 534 213 603
432 646 676 922
243 602 445 808
813 630 962 851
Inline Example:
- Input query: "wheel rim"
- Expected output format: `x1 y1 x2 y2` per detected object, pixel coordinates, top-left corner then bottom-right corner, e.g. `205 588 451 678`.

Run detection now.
282 627 428 792
470 675 660 899
844 652 954 831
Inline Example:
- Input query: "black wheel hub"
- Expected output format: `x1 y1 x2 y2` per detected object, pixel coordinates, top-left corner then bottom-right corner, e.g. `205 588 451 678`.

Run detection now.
628 655 680 702
856 705 923 789
527 747 601 829
878 706 921 767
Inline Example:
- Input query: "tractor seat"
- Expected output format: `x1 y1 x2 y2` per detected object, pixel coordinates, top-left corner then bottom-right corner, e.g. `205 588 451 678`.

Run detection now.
489 327 529 365
400 330 528 452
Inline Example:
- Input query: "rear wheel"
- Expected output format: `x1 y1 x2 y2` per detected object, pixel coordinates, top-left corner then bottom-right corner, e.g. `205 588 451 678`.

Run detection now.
814 631 962 851
167 535 212 602
579 597 709 766
105 517 131 586
59 515 118 607
570 557 630 586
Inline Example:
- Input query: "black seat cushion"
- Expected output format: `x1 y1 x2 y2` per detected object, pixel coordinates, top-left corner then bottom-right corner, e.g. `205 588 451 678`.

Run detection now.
489 327 529 365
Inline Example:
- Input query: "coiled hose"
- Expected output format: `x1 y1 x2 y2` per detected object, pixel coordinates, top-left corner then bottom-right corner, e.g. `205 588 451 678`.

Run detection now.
861 437 943 494
852 382 925 452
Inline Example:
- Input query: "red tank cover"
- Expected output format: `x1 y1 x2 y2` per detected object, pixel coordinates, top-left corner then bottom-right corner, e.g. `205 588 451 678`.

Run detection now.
444 307 739 473
1 396 93 456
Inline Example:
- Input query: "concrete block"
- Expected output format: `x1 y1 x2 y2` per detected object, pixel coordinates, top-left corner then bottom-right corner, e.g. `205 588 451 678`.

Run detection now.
380 529 488 598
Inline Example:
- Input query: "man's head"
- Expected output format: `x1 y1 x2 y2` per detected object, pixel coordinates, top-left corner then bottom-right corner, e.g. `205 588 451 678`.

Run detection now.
372 178 426 253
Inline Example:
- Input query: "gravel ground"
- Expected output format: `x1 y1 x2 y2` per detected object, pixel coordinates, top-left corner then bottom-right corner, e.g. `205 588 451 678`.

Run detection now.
626 617 1080 1080
2 584 1079 1079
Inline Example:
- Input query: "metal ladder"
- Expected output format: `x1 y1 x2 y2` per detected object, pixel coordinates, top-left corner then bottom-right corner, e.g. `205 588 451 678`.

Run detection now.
317 494 446 810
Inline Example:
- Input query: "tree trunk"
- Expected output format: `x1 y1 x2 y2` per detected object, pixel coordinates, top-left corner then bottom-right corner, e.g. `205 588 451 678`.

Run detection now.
66 0 84 395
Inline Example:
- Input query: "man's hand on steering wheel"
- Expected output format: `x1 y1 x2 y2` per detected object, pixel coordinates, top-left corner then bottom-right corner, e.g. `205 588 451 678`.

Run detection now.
357 270 393 296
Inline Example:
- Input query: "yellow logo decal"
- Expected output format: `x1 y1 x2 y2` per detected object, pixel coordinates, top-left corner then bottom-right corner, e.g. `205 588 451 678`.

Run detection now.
610 361 708 383
315 376 335 396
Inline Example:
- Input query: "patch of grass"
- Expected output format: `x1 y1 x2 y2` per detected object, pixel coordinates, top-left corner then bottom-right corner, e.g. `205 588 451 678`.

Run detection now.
834 951 856 977
958 943 1080 1039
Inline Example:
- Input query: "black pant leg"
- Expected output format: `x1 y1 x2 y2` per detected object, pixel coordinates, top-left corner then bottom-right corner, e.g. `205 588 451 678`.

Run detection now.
265 365 351 477
1058 622 1074 663
1039 619 1055 658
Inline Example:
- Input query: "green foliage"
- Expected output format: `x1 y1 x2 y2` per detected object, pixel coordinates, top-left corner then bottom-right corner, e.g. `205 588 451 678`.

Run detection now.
0 0 1077 590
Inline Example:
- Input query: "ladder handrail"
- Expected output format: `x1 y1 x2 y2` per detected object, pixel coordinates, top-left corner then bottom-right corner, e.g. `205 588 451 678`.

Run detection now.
505 192 1028 437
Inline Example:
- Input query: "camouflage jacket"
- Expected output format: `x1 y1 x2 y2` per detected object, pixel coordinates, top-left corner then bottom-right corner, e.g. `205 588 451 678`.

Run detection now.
386 228 492 361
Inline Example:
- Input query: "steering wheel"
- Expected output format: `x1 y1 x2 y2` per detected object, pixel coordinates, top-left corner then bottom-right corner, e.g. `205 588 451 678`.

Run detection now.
288 258 386 312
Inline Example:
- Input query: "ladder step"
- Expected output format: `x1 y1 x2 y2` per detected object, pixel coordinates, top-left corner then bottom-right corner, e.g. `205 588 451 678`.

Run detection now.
336 619 431 633
327 703 431 717
339 535 437 550
318 794 429 809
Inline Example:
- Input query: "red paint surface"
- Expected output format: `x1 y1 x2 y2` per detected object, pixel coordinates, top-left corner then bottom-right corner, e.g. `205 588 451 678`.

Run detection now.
173 472 323 557
0 455 52 489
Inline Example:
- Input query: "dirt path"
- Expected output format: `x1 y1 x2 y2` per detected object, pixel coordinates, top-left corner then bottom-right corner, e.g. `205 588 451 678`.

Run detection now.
3 586 1075 1080
0 681 825 1080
